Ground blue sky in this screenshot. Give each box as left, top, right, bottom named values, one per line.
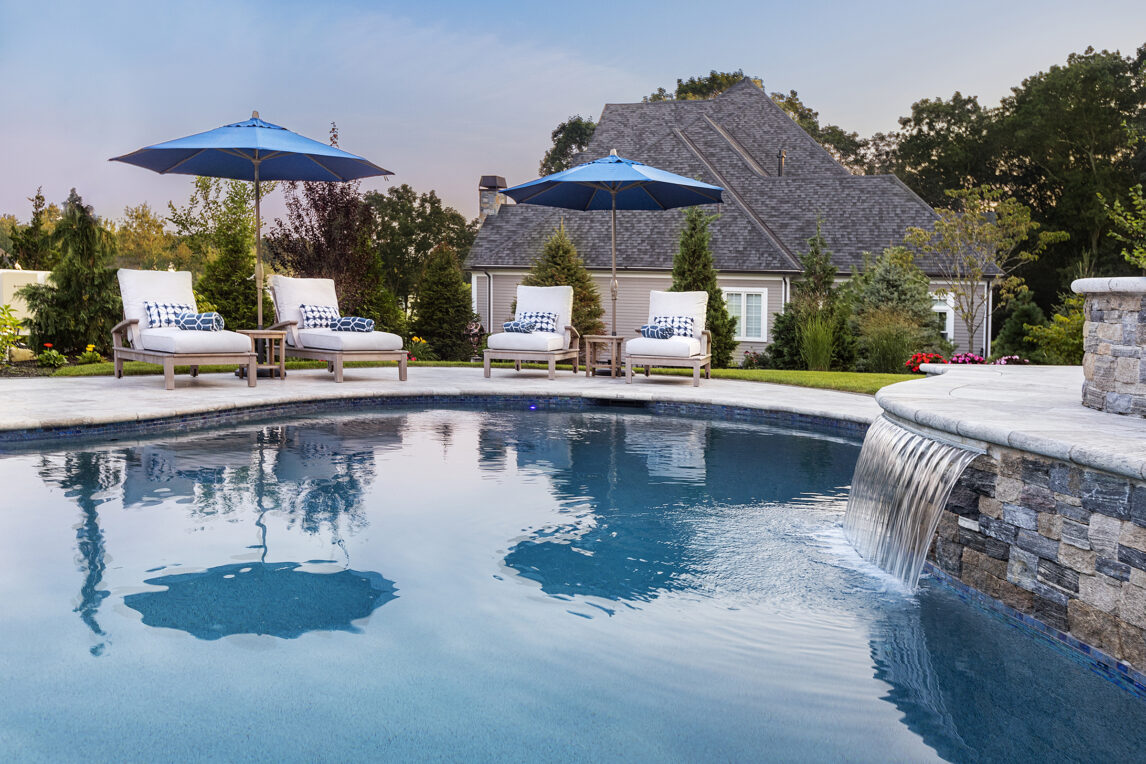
left=1, top=0, right=1144, bottom=224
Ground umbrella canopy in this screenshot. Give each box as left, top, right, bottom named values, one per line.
left=111, top=113, right=393, bottom=326
left=123, top=561, right=397, bottom=640
left=501, top=151, right=723, bottom=336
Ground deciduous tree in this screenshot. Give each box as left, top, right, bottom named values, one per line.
left=539, top=116, right=597, bottom=175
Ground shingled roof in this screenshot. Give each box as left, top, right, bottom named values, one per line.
left=469, top=78, right=950, bottom=276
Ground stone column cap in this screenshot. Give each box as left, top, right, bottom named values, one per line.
left=1071, top=277, right=1146, bottom=295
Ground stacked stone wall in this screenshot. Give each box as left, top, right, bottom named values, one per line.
left=931, top=446, right=1146, bottom=669
left=1079, top=290, right=1146, bottom=416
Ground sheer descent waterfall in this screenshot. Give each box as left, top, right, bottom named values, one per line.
left=844, top=416, right=982, bottom=588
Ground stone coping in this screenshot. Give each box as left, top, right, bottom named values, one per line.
left=1072, top=276, right=1146, bottom=295
left=877, top=365, right=1146, bottom=481
left=0, top=366, right=882, bottom=443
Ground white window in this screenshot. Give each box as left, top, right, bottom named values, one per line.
left=725, top=288, right=767, bottom=341
left=931, top=293, right=954, bottom=342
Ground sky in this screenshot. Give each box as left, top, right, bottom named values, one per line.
left=1, top=0, right=1144, bottom=225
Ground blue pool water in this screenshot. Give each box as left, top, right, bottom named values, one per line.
left=1, top=408, right=1144, bottom=762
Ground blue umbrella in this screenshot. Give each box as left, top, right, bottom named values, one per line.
left=501, top=150, right=723, bottom=335
left=111, top=113, right=393, bottom=326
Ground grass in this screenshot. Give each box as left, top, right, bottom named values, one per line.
left=52, top=359, right=920, bottom=394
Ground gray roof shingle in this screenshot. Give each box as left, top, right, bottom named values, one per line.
left=469, top=79, right=963, bottom=277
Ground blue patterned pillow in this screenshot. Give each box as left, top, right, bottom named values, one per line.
left=515, top=310, right=559, bottom=334
left=175, top=311, right=225, bottom=331
left=299, top=304, right=340, bottom=329
left=652, top=315, right=696, bottom=339
left=144, top=301, right=195, bottom=329
left=331, top=316, right=375, bottom=332
left=502, top=320, right=536, bottom=333
left=640, top=324, right=675, bottom=339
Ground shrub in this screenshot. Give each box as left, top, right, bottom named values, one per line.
left=521, top=223, right=604, bottom=341
left=670, top=207, right=737, bottom=368
left=405, top=336, right=437, bottom=362
left=950, top=352, right=986, bottom=364
left=993, top=289, right=1045, bottom=360
left=411, top=244, right=478, bottom=361
left=741, top=349, right=769, bottom=369
left=856, top=308, right=917, bottom=373
left=992, top=355, right=1029, bottom=365
left=1024, top=293, right=1084, bottom=365
left=0, top=304, right=21, bottom=365
left=798, top=313, right=834, bottom=371
left=906, top=352, right=947, bottom=373
left=36, top=344, right=67, bottom=368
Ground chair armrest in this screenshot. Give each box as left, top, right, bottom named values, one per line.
left=112, top=318, right=138, bottom=349
left=564, top=325, right=580, bottom=350
left=565, top=325, right=580, bottom=339
left=269, top=319, right=300, bottom=347
left=633, top=328, right=642, bottom=335
left=268, top=320, right=296, bottom=330
left=702, top=329, right=712, bottom=355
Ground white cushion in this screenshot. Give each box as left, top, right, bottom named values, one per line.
left=138, top=328, right=252, bottom=354
left=516, top=286, right=572, bottom=335
left=119, top=269, right=197, bottom=346
left=296, top=328, right=402, bottom=351
left=270, top=275, right=340, bottom=329
left=486, top=331, right=566, bottom=351
left=648, top=291, right=708, bottom=337
left=625, top=335, right=702, bottom=358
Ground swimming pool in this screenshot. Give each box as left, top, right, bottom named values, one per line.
left=1, top=408, right=1143, bottom=761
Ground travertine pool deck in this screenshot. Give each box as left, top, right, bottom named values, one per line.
left=0, top=366, right=882, bottom=442
left=879, top=365, right=1146, bottom=480
left=2, top=366, right=1142, bottom=479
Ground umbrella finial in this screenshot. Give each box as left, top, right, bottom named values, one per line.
left=252, top=110, right=260, bottom=119
left=610, top=148, right=618, bottom=156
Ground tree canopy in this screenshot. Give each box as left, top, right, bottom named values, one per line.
left=539, top=116, right=597, bottom=175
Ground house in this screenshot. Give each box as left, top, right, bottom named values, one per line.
left=467, top=79, right=992, bottom=356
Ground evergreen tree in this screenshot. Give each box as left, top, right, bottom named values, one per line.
left=993, top=288, right=1047, bottom=359
left=521, top=223, right=604, bottom=339
left=669, top=206, right=737, bottom=367
left=18, top=189, right=120, bottom=354
left=169, top=178, right=259, bottom=329
left=10, top=187, right=58, bottom=270
left=411, top=244, right=477, bottom=361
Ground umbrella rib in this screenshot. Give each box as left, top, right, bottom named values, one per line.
left=301, top=154, right=350, bottom=182
left=161, top=149, right=209, bottom=174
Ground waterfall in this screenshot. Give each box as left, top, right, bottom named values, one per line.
left=844, top=415, right=982, bottom=588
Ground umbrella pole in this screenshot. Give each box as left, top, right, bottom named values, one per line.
left=254, top=162, right=263, bottom=329
left=610, top=193, right=618, bottom=337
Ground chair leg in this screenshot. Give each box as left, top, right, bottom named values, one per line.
left=483, top=353, right=492, bottom=378
left=515, top=360, right=521, bottom=372
left=114, top=353, right=123, bottom=379
left=626, top=361, right=633, bottom=384
left=548, top=357, right=556, bottom=380
left=705, top=362, right=711, bottom=380
left=333, top=357, right=344, bottom=383
left=328, top=361, right=335, bottom=373
left=399, top=355, right=408, bottom=381
left=163, top=357, right=175, bottom=390
left=247, top=356, right=257, bottom=387
left=571, top=354, right=578, bottom=375
left=190, top=365, right=199, bottom=378
left=644, top=365, right=650, bottom=377
left=693, top=364, right=701, bottom=387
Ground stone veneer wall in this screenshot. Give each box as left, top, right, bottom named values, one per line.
left=930, top=446, right=1146, bottom=669
left=1074, top=278, right=1146, bottom=417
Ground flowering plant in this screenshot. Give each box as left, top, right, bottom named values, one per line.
left=949, top=352, right=987, bottom=365
left=992, top=355, right=1029, bottom=365
left=905, top=352, right=946, bottom=373
left=404, top=336, right=437, bottom=362
left=36, top=343, right=67, bottom=368
left=77, top=344, right=103, bottom=364
left=741, top=349, right=768, bottom=369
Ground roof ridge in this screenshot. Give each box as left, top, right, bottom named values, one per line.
left=672, top=126, right=802, bottom=271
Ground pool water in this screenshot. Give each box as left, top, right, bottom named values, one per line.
left=1, top=409, right=1144, bottom=762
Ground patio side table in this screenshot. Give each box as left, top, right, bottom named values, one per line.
left=238, top=329, right=287, bottom=379
left=583, top=335, right=623, bottom=377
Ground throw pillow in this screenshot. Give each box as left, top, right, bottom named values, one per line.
left=515, top=310, right=559, bottom=334
left=144, top=301, right=195, bottom=329
left=299, top=304, right=341, bottom=329
left=331, top=316, right=375, bottom=333
left=652, top=315, right=696, bottom=339
left=174, top=311, right=225, bottom=331
left=640, top=324, right=675, bottom=339
left=502, top=320, right=536, bottom=334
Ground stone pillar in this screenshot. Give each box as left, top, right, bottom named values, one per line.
left=1071, top=277, right=1146, bottom=417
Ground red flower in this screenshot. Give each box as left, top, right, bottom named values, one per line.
left=43, top=343, right=53, bottom=349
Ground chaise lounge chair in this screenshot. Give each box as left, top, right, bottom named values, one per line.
left=483, top=285, right=579, bottom=380
left=112, top=269, right=257, bottom=390
left=268, top=275, right=407, bottom=383
left=623, top=290, right=711, bottom=387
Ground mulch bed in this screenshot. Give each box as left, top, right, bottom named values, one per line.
left=0, top=361, right=75, bottom=378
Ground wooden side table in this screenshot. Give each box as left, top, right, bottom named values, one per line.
left=583, top=335, right=623, bottom=377
left=238, top=329, right=287, bottom=379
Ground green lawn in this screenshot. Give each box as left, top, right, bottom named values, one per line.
left=52, top=359, right=920, bottom=394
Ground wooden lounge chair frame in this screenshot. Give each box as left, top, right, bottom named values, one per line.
left=268, top=283, right=408, bottom=383
left=483, top=326, right=581, bottom=380
left=624, top=329, right=712, bottom=387
left=112, top=318, right=256, bottom=390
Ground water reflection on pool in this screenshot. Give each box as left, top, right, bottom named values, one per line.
left=1, top=408, right=1143, bottom=762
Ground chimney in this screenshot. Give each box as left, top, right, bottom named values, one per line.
left=478, top=175, right=507, bottom=223
left=777, top=149, right=786, bottom=177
